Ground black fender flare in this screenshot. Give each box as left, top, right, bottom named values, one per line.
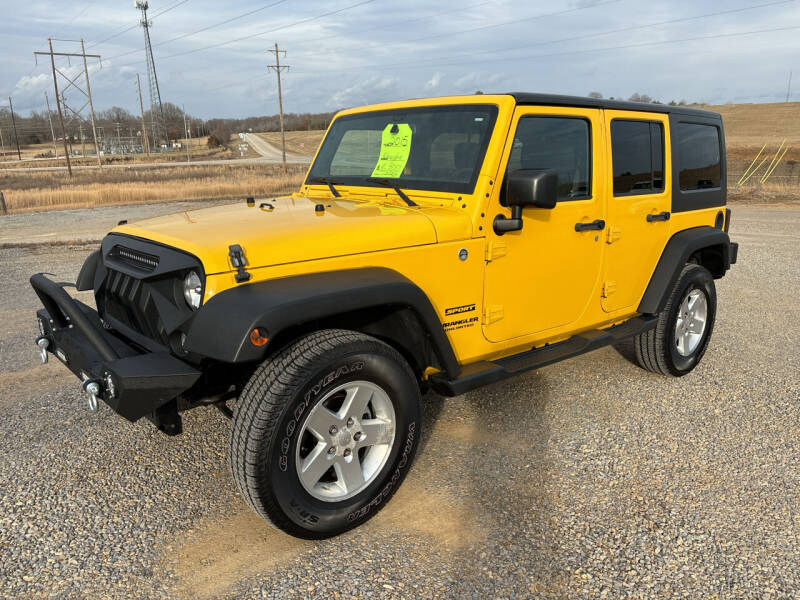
left=76, top=249, right=101, bottom=291
left=638, top=226, right=731, bottom=315
left=183, top=267, right=461, bottom=378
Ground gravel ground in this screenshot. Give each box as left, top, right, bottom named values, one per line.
left=0, top=204, right=798, bottom=599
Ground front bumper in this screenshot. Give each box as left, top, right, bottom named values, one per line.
left=31, top=273, right=200, bottom=431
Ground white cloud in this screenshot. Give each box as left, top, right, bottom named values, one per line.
left=329, top=75, right=399, bottom=108
left=13, top=73, right=49, bottom=92
left=425, top=71, right=444, bottom=89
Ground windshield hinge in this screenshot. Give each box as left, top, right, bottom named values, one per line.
left=228, top=244, right=251, bottom=283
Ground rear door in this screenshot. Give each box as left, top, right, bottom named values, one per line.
left=601, top=111, right=671, bottom=313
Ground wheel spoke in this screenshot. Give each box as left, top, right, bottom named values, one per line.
left=688, top=317, right=705, bottom=335
left=339, top=384, right=374, bottom=420
left=298, top=442, right=332, bottom=489
left=334, top=455, right=365, bottom=493
left=304, top=404, right=340, bottom=440
left=682, top=330, right=693, bottom=353
left=358, top=419, right=395, bottom=447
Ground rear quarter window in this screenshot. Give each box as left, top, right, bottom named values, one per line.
left=676, top=123, right=721, bottom=190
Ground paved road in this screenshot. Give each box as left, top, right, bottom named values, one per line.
left=243, top=133, right=310, bottom=164
left=0, top=204, right=798, bottom=598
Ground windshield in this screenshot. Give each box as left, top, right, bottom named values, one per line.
left=306, top=104, right=499, bottom=195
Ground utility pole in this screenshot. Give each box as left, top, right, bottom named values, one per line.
left=44, top=91, right=58, bottom=157
left=267, top=43, right=289, bottom=172
left=136, top=73, right=150, bottom=155
left=8, top=97, right=22, bottom=161
left=79, top=122, right=86, bottom=156
left=182, top=104, right=191, bottom=163
left=787, top=71, right=793, bottom=103
left=80, top=39, right=102, bottom=167
left=0, top=126, right=5, bottom=157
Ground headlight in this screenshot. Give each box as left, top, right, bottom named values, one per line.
left=183, top=271, right=203, bottom=310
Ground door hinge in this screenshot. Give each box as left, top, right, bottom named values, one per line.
left=485, top=240, right=507, bottom=261
left=602, top=280, right=617, bottom=297
left=483, top=305, right=504, bottom=324
left=606, top=226, right=622, bottom=244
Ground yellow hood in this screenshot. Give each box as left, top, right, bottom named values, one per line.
left=112, top=196, right=472, bottom=274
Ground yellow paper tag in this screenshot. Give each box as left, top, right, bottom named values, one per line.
left=370, top=123, right=412, bottom=178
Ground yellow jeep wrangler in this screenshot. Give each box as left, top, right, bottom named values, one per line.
left=31, top=93, right=738, bottom=538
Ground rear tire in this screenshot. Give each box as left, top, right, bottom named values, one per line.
left=633, top=263, right=717, bottom=376
left=229, top=329, right=421, bottom=539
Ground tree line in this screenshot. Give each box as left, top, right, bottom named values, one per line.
left=0, top=102, right=334, bottom=150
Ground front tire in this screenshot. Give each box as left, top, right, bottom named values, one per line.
left=229, top=329, right=421, bottom=539
left=633, top=263, right=717, bottom=376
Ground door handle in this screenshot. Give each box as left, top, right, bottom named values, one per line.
left=646, top=211, right=671, bottom=222
left=574, top=219, right=605, bottom=232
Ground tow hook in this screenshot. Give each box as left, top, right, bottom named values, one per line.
left=35, top=336, right=50, bottom=364
left=82, top=379, right=102, bottom=413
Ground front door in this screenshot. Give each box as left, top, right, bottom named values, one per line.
left=601, top=110, right=671, bottom=313
left=483, top=106, right=605, bottom=343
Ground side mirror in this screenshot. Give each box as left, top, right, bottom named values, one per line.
left=494, top=169, right=558, bottom=235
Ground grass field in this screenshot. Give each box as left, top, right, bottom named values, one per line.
left=705, top=102, right=799, bottom=192
left=0, top=164, right=306, bottom=214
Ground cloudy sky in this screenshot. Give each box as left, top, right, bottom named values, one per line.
left=2, top=0, right=799, bottom=119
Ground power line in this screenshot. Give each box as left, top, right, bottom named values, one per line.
left=290, top=0, right=493, bottom=52
left=180, top=1, right=798, bottom=94
left=87, top=0, right=189, bottom=48
left=288, top=22, right=800, bottom=76
left=294, top=0, right=793, bottom=62
left=109, top=0, right=377, bottom=67
left=105, top=0, right=289, bottom=61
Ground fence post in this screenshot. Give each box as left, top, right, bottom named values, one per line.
left=0, top=191, right=7, bottom=215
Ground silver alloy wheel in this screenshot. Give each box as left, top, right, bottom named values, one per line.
left=674, top=288, right=708, bottom=356
left=295, top=380, right=396, bottom=502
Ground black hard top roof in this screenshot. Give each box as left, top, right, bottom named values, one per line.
left=509, top=92, right=720, bottom=119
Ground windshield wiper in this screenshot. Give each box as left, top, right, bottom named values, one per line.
left=365, top=178, right=418, bottom=207
left=307, top=176, right=341, bottom=198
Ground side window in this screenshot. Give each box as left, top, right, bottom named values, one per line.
left=506, top=116, right=591, bottom=201
left=676, top=123, right=721, bottom=190
left=610, top=119, right=665, bottom=195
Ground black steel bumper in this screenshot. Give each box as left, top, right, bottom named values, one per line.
left=30, top=273, right=200, bottom=429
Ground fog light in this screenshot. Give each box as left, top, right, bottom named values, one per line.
left=249, top=328, right=269, bottom=347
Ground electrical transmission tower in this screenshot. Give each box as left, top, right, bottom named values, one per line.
left=34, top=38, right=102, bottom=174
left=136, top=1, right=168, bottom=149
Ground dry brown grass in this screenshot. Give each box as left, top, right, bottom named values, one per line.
left=1, top=163, right=306, bottom=214
left=254, top=130, right=325, bottom=156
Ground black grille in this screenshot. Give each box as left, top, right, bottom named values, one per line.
left=102, top=268, right=169, bottom=345
left=111, top=245, right=159, bottom=272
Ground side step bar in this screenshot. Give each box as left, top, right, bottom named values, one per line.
left=429, top=315, right=658, bottom=397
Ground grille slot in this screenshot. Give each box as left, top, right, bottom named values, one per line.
left=102, top=268, right=168, bottom=345
left=112, top=245, right=159, bottom=272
